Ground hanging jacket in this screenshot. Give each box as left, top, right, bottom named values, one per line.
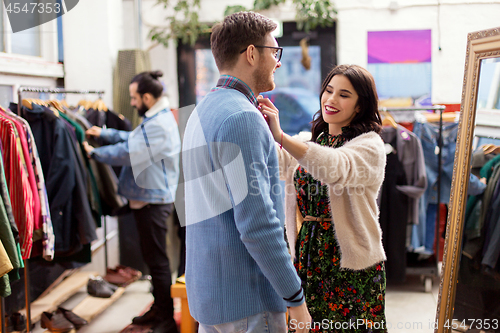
left=86, top=108, right=133, bottom=177
left=380, top=125, right=427, bottom=225
left=68, top=112, right=126, bottom=215
left=0, top=142, right=23, bottom=279
left=22, top=104, right=96, bottom=257
left=0, top=114, right=34, bottom=259
left=379, top=132, right=409, bottom=282
left=7, top=104, right=54, bottom=260
left=0, top=110, right=42, bottom=253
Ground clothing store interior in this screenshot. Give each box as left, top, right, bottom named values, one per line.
left=0, top=1, right=500, bottom=333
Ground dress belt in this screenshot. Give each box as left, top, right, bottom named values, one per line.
left=303, top=215, right=332, bottom=222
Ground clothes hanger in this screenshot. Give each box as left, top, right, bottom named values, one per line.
left=49, top=100, right=65, bottom=113
left=101, top=100, right=108, bottom=112
left=380, top=110, right=398, bottom=128
left=93, top=99, right=108, bottom=112
left=21, top=99, right=33, bottom=110
left=423, top=111, right=459, bottom=123
left=78, top=99, right=90, bottom=109
left=483, top=144, right=500, bottom=155
left=482, top=143, right=494, bottom=152
left=35, top=99, right=48, bottom=107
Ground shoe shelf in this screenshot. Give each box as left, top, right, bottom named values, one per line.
left=18, top=271, right=98, bottom=323
left=17, top=269, right=127, bottom=332
left=71, top=286, right=125, bottom=323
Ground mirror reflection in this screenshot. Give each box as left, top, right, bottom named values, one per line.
left=452, top=57, right=500, bottom=330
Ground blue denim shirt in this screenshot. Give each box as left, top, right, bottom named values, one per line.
left=413, top=121, right=459, bottom=204
left=91, top=105, right=180, bottom=204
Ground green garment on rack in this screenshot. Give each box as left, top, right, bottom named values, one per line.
left=0, top=152, right=23, bottom=297
left=0, top=274, right=11, bottom=297
left=0, top=193, right=20, bottom=271
left=479, top=153, right=500, bottom=179
left=58, top=111, right=102, bottom=227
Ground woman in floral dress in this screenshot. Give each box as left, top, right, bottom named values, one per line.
left=258, top=64, right=387, bottom=332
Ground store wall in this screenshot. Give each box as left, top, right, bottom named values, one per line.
left=335, top=0, right=500, bottom=104
left=136, top=0, right=298, bottom=109
left=133, top=0, right=500, bottom=107
left=62, top=0, right=124, bottom=108
left=0, top=16, right=61, bottom=105
left=116, top=0, right=176, bottom=108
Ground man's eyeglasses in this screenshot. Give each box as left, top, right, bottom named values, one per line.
left=239, top=45, right=283, bottom=62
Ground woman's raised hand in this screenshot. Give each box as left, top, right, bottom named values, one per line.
left=257, top=96, right=282, bottom=143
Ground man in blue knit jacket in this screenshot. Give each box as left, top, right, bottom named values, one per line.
left=182, top=11, right=310, bottom=333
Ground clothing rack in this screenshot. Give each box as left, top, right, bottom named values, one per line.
left=379, top=105, right=447, bottom=291
left=0, top=87, right=106, bottom=333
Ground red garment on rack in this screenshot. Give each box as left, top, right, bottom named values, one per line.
left=1, top=109, right=42, bottom=238
left=0, top=112, right=34, bottom=259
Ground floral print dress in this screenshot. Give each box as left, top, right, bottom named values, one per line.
left=291, top=131, right=387, bottom=333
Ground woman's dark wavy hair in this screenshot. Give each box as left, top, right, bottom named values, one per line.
left=311, top=64, right=382, bottom=142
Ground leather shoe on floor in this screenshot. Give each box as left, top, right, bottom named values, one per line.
left=132, top=305, right=162, bottom=326
left=11, top=312, right=27, bottom=332
left=87, top=275, right=117, bottom=298
left=152, top=319, right=179, bottom=333
left=41, top=311, right=74, bottom=333
left=116, top=265, right=142, bottom=281
left=57, top=307, right=88, bottom=329
left=4, top=314, right=14, bottom=332
left=116, top=265, right=141, bottom=277
left=104, top=268, right=133, bottom=287
left=104, top=265, right=142, bottom=287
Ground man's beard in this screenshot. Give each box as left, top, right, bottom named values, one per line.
left=253, top=66, right=275, bottom=94
left=137, top=103, right=149, bottom=117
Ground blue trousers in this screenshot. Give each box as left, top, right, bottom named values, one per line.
left=198, top=312, right=286, bottom=333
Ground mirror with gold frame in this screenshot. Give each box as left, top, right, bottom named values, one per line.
left=436, top=27, right=500, bottom=333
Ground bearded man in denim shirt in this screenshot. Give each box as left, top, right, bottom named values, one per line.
left=84, top=71, right=180, bottom=333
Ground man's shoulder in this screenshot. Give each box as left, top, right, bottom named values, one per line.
left=198, top=91, right=259, bottom=123
left=202, top=88, right=252, bottom=106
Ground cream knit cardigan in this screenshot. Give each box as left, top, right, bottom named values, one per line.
left=278, top=131, right=387, bottom=270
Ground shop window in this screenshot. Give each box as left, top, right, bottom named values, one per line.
left=194, top=45, right=322, bottom=103
left=57, top=0, right=63, bottom=63
left=477, top=58, right=500, bottom=110
left=195, top=49, right=218, bottom=104
left=0, top=2, right=41, bottom=57
left=367, top=30, right=432, bottom=106
left=274, top=45, right=321, bottom=95
left=11, top=25, right=41, bottom=57
left=0, top=85, right=13, bottom=109
left=0, top=3, right=4, bottom=52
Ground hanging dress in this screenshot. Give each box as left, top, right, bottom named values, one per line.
left=291, top=130, right=387, bottom=333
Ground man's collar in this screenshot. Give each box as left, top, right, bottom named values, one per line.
left=144, top=96, right=170, bottom=118
left=214, top=75, right=258, bottom=107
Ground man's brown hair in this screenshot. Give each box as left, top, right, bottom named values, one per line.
left=211, top=11, right=277, bottom=71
